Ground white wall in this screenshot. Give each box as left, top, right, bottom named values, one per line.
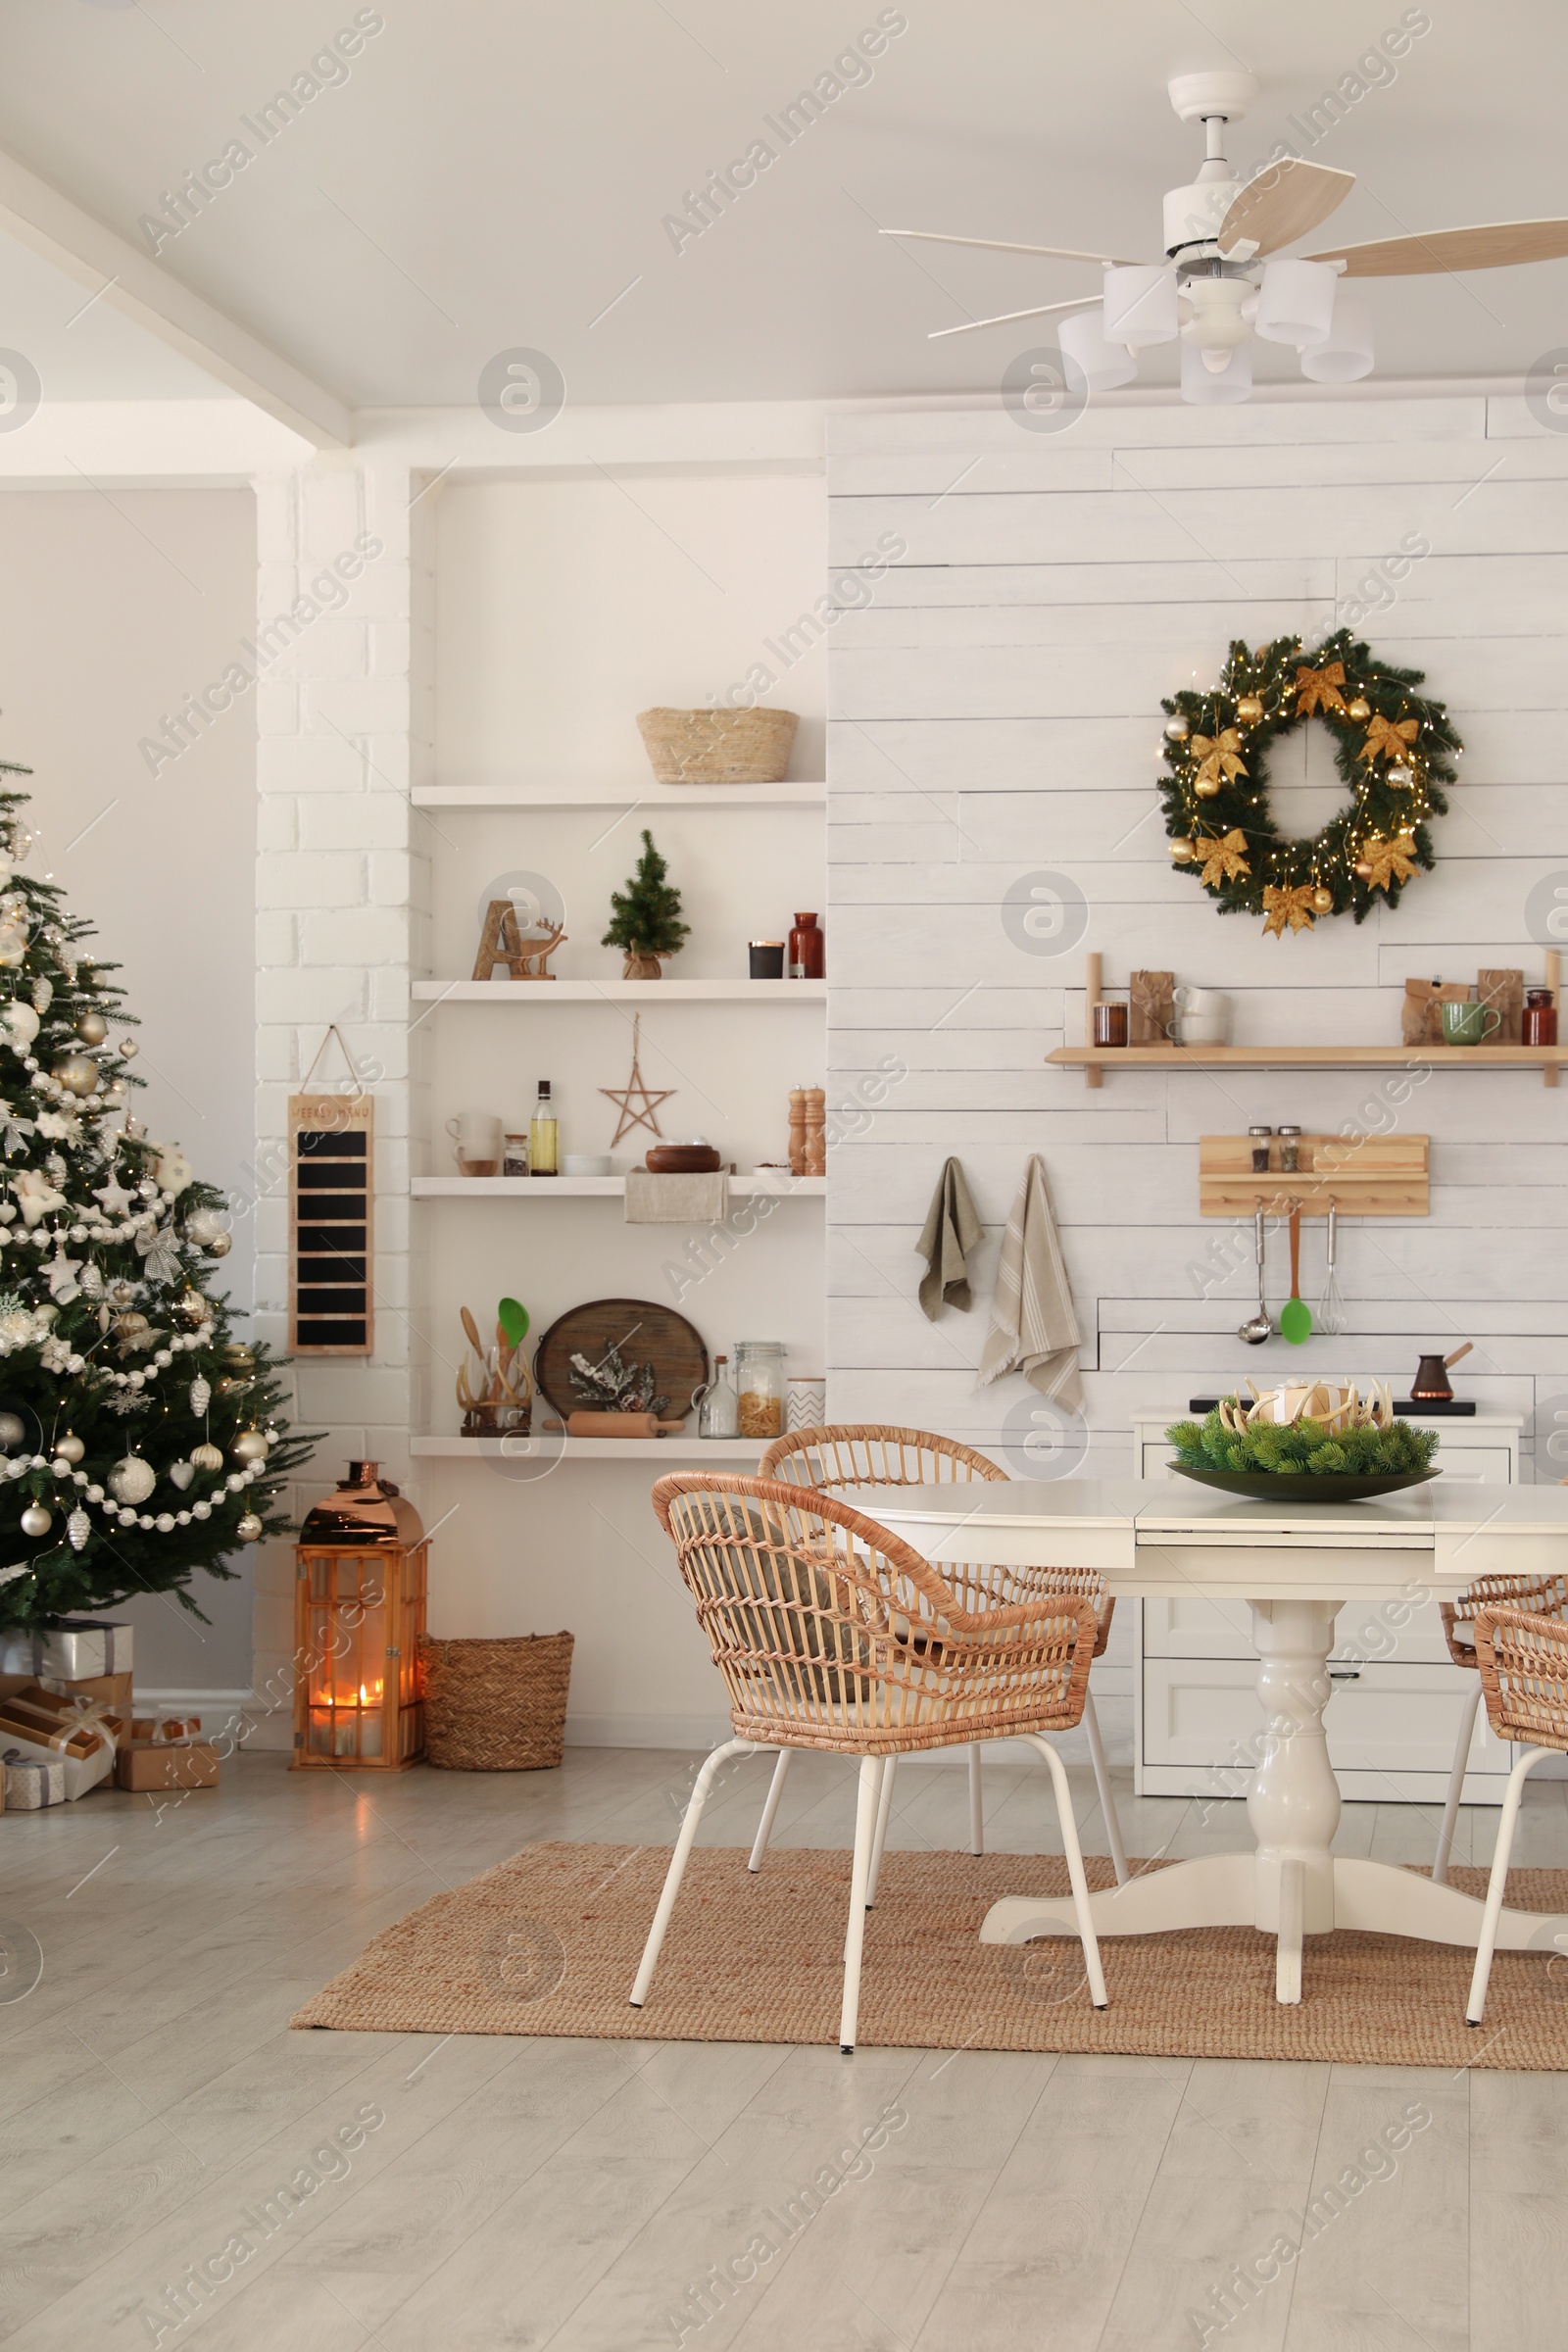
left=0, top=486, right=258, bottom=1689
left=825, top=398, right=1568, bottom=1490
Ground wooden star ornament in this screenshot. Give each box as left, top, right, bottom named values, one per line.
left=1261, top=884, right=1319, bottom=939
left=599, top=1014, right=675, bottom=1145
left=1197, top=829, right=1250, bottom=889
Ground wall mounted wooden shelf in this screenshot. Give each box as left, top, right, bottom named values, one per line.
left=411, top=1435, right=765, bottom=1462
left=1199, top=1134, right=1428, bottom=1218
left=413, top=979, right=826, bottom=1003
left=412, top=784, right=826, bottom=809
left=411, top=1176, right=825, bottom=1199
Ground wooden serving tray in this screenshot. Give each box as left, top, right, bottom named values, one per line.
left=1199, top=1133, right=1428, bottom=1218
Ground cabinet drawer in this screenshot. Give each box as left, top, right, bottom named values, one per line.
left=1144, top=1593, right=1456, bottom=1668
left=1430, top=1446, right=1513, bottom=1483
left=1142, top=1657, right=1512, bottom=1780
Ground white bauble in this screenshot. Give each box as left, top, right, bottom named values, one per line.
left=3, top=1001, right=38, bottom=1048
left=152, top=1142, right=193, bottom=1194
left=19, top=1502, right=51, bottom=1536
left=54, top=1432, right=84, bottom=1464
left=108, top=1453, right=157, bottom=1506
left=235, top=1512, right=264, bottom=1542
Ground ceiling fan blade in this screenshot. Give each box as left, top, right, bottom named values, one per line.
left=928, top=297, right=1104, bottom=341
left=1305, top=219, right=1568, bottom=275
left=1217, top=158, right=1355, bottom=260
left=881, top=228, right=1140, bottom=267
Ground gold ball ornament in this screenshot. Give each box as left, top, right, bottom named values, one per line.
left=1348, top=697, right=1371, bottom=721
left=231, top=1428, right=269, bottom=1465
left=1236, top=694, right=1264, bottom=725
left=1164, top=715, right=1190, bottom=741
left=53, top=1431, right=84, bottom=1464
left=1169, top=839, right=1197, bottom=862
left=1194, top=775, right=1222, bottom=798
left=1312, top=886, right=1334, bottom=913
left=109, top=1454, right=157, bottom=1506
left=52, top=1053, right=99, bottom=1097
left=189, top=1442, right=224, bottom=1472
left=74, top=1007, right=107, bottom=1046
left=220, top=1344, right=256, bottom=1374
left=20, top=1502, right=51, bottom=1537
left=1355, top=858, right=1374, bottom=882
left=235, top=1512, right=264, bottom=1543
left=205, top=1230, right=232, bottom=1257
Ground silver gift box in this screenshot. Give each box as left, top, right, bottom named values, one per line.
left=0, top=1619, right=133, bottom=1681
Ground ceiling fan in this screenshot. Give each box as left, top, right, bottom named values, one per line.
left=883, top=70, right=1568, bottom=403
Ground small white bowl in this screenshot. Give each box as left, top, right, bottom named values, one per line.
left=564, top=1153, right=612, bottom=1177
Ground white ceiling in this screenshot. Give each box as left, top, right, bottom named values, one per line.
left=2, top=0, right=1567, bottom=411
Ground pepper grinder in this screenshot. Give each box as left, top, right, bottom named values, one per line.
left=789, top=1088, right=808, bottom=1177
left=803, top=1088, right=826, bottom=1176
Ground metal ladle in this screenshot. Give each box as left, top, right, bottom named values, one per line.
left=1238, top=1200, right=1271, bottom=1345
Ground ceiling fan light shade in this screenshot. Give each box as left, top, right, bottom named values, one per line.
left=1056, top=306, right=1138, bottom=394
left=1254, top=256, right=1340, bottom=348
left=1181, top=334, right=1252, bottom=405
left=1102, top=264, right=1179, bottom=348
left=1298, top=287, right=1375, bottom=382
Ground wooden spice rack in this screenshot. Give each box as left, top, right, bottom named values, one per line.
left=1199, top=1133, right=1429, bottom=1218
left=1059, top=952, right=1564, bottom=1087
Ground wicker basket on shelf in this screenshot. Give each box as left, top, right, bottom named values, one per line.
left=636, top=706, right=798, bottom=785
left=416, top=1632, right=573, bottom=1770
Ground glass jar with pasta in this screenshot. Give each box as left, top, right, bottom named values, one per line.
left=735, top=1342, right=787, bottom=1440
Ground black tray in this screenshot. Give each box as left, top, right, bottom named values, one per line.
left=1186, top=1396, right=1476, bottom=1418
left=1171, top=1465, right=1442, bottom=1503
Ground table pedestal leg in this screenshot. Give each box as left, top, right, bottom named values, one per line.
left=1248, top=1598, right=1340, bottom=2000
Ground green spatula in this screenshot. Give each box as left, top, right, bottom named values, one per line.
left=1280, top=1204, right=1312, bottom=1345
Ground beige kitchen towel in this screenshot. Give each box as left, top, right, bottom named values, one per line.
left=915, top=1157, right=984, bottom=1320
left=623, top=1170, right=728, bottom=1224
left=977, top=1155, right=1084, bottom=1407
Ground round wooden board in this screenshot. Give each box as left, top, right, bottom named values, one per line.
left=532, top=1298, right=709, bottom=1426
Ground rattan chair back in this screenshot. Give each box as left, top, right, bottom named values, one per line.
left=1471, top=1603, right=1568, bottom=1748
left=1440, top=1573, right=1568, bottom=1669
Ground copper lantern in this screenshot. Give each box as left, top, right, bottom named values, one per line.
left=292, top=1461, right=427, bottom=1770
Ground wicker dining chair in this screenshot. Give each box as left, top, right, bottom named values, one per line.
left=758, top=1424, right=1128, bottom=1885
left=1465, top=1603, right=1568, bottom=2024
left=1434, top=1573, right=1568, bottom=1884
left=633, top=1471, right=1108, bottom=2052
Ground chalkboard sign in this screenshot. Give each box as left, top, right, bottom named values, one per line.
left=289, top=1092, right=373, bottom=1356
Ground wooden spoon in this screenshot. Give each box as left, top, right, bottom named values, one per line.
left=1279, top=1204, right=1312, bottom=1345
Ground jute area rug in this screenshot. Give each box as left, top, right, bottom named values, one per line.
left=292, top=1843, right=1568, bottom=2070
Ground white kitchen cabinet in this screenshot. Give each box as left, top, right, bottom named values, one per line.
left=1131, top=1412, right=1523, bottom=1804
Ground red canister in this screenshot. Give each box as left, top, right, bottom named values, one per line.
left=1524, top=987, right=1558, bottom=1047
left=788, top=912, right=824, bottom=980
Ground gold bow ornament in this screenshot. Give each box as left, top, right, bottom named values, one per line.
left=1261, top=883, right=1319, bottom=938
left=1191, top=728, right=1248, bottom=794
left=1356, top=832, right=1419, bottom=893
left=1295, top=661, right=1348, bottom=717
left=1357, top=712, right=1420, bottom=765
left=1197, top=829, right=1250, bottom=888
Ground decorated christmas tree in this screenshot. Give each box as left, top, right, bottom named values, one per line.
left=601, top=829, right=689, bottom=977
left=0, top=777, right=313, bottom=1633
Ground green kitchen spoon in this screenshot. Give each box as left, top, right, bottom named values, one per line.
left=1279, top=1204, right=1312, bottom=1345
left=498, top=1297, right=529, bottom=1348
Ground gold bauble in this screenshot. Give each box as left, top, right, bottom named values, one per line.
left=206, top=1230, right=232, bottom=1257
left=1312, top=886, right=1334, bottom=913
left=1348, top=696, right=1371, bottom=721
left=74, top=1008, right=108, bottom=1047
left=20, top=1502, right=52, bottom=1537
left=54, top=1431, right=84, bottom=1464
left=220, top=1344, right=256, bottom=1372
left=52, top=1053, right=99, bottom=1097
left=1164, top=715, right=1190, bottom=741
left=1169, top=839, right=1197, bottom=863
left=1194, top=776, right=1222, bottom=798
left=235, top=1512, right=264, bottom=1543
left=1354, top=858, right=1374, bottom=881
left=189, top=1442, right=224, bottom=1472
left=231, top=1428, right=269, bottom=1465
left=1236, top=694, right=1264, bottom=725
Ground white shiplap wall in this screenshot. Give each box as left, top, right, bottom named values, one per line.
left=825, top=395, right=1568, bottom=1495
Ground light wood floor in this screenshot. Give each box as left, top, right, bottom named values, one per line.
left=3, top=1744, right=1567, bottom=2350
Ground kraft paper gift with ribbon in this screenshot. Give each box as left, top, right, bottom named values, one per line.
left=977, top=1154, right=1085, bottom=1409
left=915, top=1157, right=983, bottom=1320
left=0, top=1687, right=121, bottom=1799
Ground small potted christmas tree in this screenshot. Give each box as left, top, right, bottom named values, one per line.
left=602, top=830, right=690, bottom=980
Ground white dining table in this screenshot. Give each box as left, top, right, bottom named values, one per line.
left=871, top=1478, right=1568, bottom=2004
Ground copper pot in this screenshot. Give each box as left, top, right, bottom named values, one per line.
left=300, top=1460, right=425, bottom=1546
left=1410, top=1343, right=1471, bottom=1401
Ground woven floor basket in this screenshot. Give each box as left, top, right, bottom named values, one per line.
left=417, top=1632, right=574, bottom=1771
left=636, top=706, right=798, bottom=784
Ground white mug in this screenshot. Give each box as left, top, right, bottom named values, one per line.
left=447, top=1111, right=503, bottom=1175
left=1173, top=986, right=1229, bottom=1017
left=1178, top=1015, right=1231, bottom=1046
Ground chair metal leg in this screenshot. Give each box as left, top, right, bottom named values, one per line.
left=866, top=1754, right=898, bottom=1906
left=1021, top=1732, right=1107, bottom=2009
left=840, top=1756, right=885, bottom=2053
left=1433, top=1679, right=1483, bottom=1887
left=630, top=1738, right=758, bottom=2007
left=749, top=1748, right=793, bottom=1873
left=1467, top=1746, right=1551, bottom=2025
left=1083, top=1693, right=1129, bottom=1887
left=967, top=1744, right=984, bottom=1856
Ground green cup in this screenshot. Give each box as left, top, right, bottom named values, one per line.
left=1441, top=1000, right=1501, bottom=1046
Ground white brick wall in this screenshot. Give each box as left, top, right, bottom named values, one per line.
left=249, top=462, right=433, bottom=1736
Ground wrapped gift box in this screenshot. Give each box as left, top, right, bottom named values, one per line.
left=3, top=1749, right=66, bottom=1808
left=116, top=1740, right=219, bottom=1792
left=36, top=1668, right=134, bottom=1708
left=128, top=1714, right=202, bottom=1743
left=0, top=1621, right=133, bottom=1681
left=0, top=1690, right=119, bottom=1799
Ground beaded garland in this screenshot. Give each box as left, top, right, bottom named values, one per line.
left=1158, top=628, right=1459, bottom=936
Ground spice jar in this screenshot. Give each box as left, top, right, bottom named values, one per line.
left=735, top=1341, right=786, bottom=1439
left=1249, top=1125, right=1272, bottom=1174
left=1524, top=986, right=1559, bottom=1047
left=788, top=913, right=824, bottom=981
left=1277, top=1123, right=1301, bottom=1173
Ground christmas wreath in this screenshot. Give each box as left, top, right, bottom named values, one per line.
left=1157, top=628, right=1459, bottom=936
